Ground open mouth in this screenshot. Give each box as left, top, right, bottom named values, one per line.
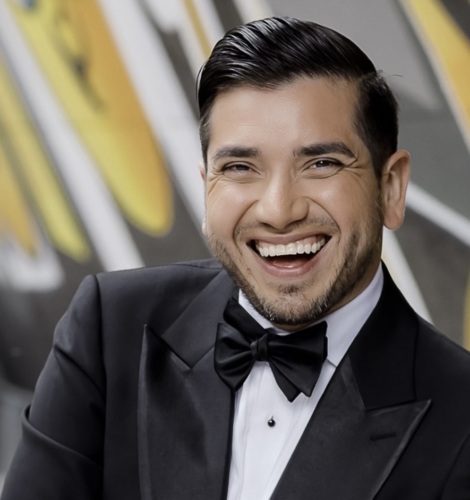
left=250, top=236, right=329, bottom=267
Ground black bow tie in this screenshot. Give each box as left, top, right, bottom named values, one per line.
left=214, top=296, right=328, bottom=402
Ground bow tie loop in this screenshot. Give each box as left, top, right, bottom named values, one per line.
left=214, top=297, right=328, bottom=402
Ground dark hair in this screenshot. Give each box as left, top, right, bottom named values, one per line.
left=197, top=17, right=398, bottom=176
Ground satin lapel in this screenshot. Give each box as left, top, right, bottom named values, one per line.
left=273, top=266, right=432, bottom=500
left=272, top=357, right=430, bottom=500
left=138, top=271, right=234, bottom=500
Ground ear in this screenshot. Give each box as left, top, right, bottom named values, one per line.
left=381, top=150, right=410, bottom=230
left=199, top=161, right=207, bottom=182
left=198, top=162, right=208, bottom=235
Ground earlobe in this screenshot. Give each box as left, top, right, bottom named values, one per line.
left=381, top=150, right=410, bottom=230
left=201, top=215, right=207, bottom=236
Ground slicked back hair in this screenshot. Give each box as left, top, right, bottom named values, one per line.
left=197, top=17, right=398, bottom=177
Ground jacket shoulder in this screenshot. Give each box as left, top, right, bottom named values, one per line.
left=416, top=317, right=470, bottom=400
left=95, top=258, right=224, bottom=299
left=86, top=258, right=227, bottom=337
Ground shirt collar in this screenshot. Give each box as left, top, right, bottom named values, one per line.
left=239, top=265, right=384, bottom=368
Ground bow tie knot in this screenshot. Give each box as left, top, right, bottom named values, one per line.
left=214, top=296, right=328, bottom=402
left=251, top=334, right=270, bottom=361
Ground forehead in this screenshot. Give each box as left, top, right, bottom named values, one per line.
left=207, top=77, right=363, bottom=157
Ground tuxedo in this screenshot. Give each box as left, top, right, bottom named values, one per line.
left=2, top=258, right=470, bottom=499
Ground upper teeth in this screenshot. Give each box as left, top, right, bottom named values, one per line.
left=257, top=238, right=326, bottom=258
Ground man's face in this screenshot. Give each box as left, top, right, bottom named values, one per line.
left=201, top=77, right=408, bottom=330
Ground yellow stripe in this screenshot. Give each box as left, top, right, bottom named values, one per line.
left=405, top=0, right=470, bottom=132
left=8, top=0, right=173, bottom=235
left=183, top=0, right=213, bottom=58
left=0, top=144, right=36, bottom=255
left=0, top=52, right=90, bottom=261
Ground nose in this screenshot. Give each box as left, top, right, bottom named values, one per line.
left=254, top=175, right=309, bottom=230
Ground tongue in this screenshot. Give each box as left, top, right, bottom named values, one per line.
left=269, top=254, right=312, bottom=268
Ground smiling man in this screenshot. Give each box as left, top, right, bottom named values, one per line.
left=2, top=16, right=470, bottom=500
left=202, top=77, right=404, bottom=329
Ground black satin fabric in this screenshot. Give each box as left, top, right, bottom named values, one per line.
left=214, top=297, right=327, bottom=401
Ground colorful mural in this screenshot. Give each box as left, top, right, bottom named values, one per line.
left=0, top=0, right=270, bottom=389
left=399, top=0, right=470, bottom=349
left=1, top=0, right=470, bottom=488
left=0, top=0, right=468, bottom=388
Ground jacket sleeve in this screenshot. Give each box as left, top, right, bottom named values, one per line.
left=1, top=275, right=106, bottom=499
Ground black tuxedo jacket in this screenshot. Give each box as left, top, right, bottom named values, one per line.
left=2, top=259, right=470, bottom=499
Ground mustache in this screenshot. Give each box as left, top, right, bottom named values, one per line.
left=233, top=217, right=338, bottom=238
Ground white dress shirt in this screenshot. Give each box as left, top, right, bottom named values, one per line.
left=226, top=266, right=384, bottom=500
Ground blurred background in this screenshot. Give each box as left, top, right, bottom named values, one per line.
left=0, top=0, right=469, bottom=489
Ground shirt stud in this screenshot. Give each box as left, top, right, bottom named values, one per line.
left=267, top=417, right=276, bottom=427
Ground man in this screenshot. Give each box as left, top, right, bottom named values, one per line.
left=2, top=16, right=470, bottom=500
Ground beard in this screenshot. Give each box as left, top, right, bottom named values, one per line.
left=207, top=199, right=384, bottom=328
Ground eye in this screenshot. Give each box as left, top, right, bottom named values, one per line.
left=311, top=158, right=341, bottom=168
left=307, top=158, right=344, bottom=178
left=223, top=163, right=252, bottom=172
left=219, top=162, right=257, bottom=179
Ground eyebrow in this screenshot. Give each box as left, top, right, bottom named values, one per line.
left=210, top=141, right=356, bottom=164
left=211, top=146, right=260, bottom=163
left=294, top=141, right=356, bottom=159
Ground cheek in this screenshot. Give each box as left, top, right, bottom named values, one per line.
left=314, top=179, right=380, bottom=230
left=205, top=184, right=253, bottom=237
